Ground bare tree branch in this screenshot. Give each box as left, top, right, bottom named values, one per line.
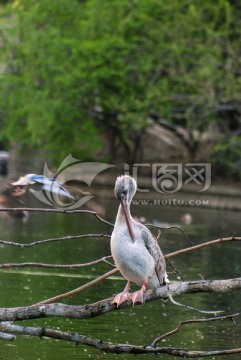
left=33, top=268, right=119, bottom=305
left=0, top=331, right=16, bottom=341
left=0, top=320, right=241, bottom=357
left=0, top=207, right=114, bottom=227
left=0, top=235, right=240, bottom=271
left=166, top=258, right=185, bottom=281
left=151, top=313, right=239, bottom=347
left=0, top=322, right=193, bottom=356
left=2, top=234, right=238, bottom=253
left=0, top=278, right=240, bottom=322
left=0, top=255, right=114, bottom=269
left=166, top=236, right=241, bottom=259
left=147, top=223, right=194, bottom=246
left=164, top=225, right=194, bottom=245
left=0, top=233, right=110, bottom=248
left=167, top=292, right=223, bottom=315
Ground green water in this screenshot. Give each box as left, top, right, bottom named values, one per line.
left=0, top=192, right=241, bottom=360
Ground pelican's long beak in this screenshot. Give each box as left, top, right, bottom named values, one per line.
left=121, top=198, right=135, bottom=242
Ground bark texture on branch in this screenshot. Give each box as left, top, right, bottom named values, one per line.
left=0, top=321, right=240, bottom=357
left=0, top=278, right=240, bottom=322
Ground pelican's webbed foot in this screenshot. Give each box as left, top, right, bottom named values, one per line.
left=129, top=288, right=145, bottom=305
left=112, top=281, right=131, bottom=307
left=129, top=281, right=148, bottom=306
left=112, top=291, right=130, bottom=307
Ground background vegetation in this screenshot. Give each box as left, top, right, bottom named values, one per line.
left=0, top=0, right=240, bottom=178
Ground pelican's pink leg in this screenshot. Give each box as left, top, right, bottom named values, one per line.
left=112, top=281, right=131, bottom=307
left=129, top=281, right=148, bottom=305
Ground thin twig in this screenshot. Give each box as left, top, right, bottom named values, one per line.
left=167, top=292, right=223, bottom=315
left=146, top=223, right=193, bottom=246
left=151, top=313, right=239, bottom=347
left=165, top=226, right=194, bottom=246
left=166, top=236, right=241, bottom=259
left=166, top=259, right=184, bottom=281
left=0, top=207, right=114, bottom=227
left=0, top=256, right=113, bottom=269
left=0, top=233, right=110, bottom=248
left=33, top=268, right=119, bottom=306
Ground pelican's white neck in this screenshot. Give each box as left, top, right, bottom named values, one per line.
left=115, top=203, right=126, bottom=224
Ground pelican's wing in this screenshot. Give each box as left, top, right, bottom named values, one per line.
left=55, top=184, right=75, bottom=201
left=141, top=227, right=166, bottom=285
left=30, top=175, right=52, bottom=185
left=11, top=174, right=46, bottom=186
left=43, top=182, right=75, bottom=201
left=11, top=176, right=34, bottom=186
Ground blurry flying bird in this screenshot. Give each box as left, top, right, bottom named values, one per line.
left=12, top=174, right=75, bottom=201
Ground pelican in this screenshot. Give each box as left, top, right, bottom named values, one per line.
left=11, top=174, right=75, bottom=201
left=111, top=175, right=168, bottom=307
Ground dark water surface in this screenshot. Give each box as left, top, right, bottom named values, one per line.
left=0, top=189, right=241, bottom=360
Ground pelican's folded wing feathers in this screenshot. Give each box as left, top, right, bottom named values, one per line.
left=141, top=227, right=166, bottom=285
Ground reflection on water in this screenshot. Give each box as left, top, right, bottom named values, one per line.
left=0, top=190, right=241, bottom=360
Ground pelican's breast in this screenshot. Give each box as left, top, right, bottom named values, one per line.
left=111, top=223, right=155, bottom=286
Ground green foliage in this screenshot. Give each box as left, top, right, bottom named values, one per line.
left=212, top=135, right=241, bottom=181
left=0, top=0, right=241, bottom=163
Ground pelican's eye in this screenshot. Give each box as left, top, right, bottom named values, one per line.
left=121, top=190, right=127, bottom=201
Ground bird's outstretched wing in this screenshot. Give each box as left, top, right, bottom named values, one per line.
left=43, top=181, right=75, bottom=201
left=11, top=176, right=34, bottom=186
left=12, top=174, right=57, bottom=186
left=12, top=174, right=75, bottom=201
left=141, top=227, right=166, bottom=285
